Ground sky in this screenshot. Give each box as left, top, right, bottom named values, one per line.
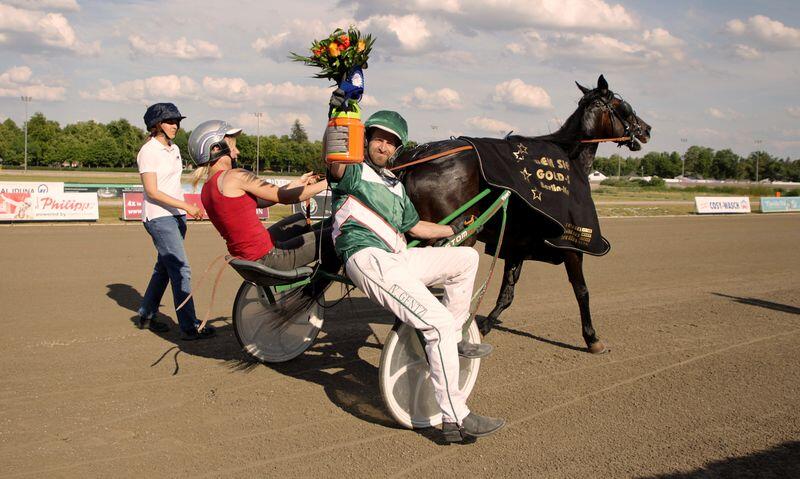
left=0, top=0, right=798, bottom=158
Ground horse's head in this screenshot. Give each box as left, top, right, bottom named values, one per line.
left=576, top=74, right=651, bottom=151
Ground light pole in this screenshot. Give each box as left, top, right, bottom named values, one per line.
left=754, top=139, right=762, bottom=183
left=680, top=138, right=688, bottom=179
left=253, top=112, right=263, bottom=176
left=21, top=96, right=31, bottom=172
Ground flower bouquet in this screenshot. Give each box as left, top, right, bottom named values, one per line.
left=289, top=27, right=374, bottom=82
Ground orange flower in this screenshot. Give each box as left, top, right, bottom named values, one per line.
left=339, top=35, right=350, bottom=48
left=357, top=39, right=366, bottom=52
left=312, top=47, right=323, bottom=57
left=328, top=42, right=340, bottom=57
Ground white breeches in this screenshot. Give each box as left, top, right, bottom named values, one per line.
left=346, top=246, right=480, bottom=423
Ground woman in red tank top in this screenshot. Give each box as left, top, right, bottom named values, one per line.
left=188, top=120, right=339, bottom=273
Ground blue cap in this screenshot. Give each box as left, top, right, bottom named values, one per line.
left=143, top=103, right=186, bottom=129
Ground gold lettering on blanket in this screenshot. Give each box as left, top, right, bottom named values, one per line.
left=560, top=223, right=593, bottom=246
left=532, top=155, right=571, bottom=196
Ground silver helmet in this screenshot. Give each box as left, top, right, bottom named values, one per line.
left=188, top=120, right=242, bottom=166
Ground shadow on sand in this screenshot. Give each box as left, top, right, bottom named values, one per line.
left=712, top=292, right=800, bottom=316
left=642, top=440, right=800, bottom=478
left=107, top=283, right=452, bottom=441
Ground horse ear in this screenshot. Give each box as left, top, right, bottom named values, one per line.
left=597, top=74, right=608, bottom=92
left=576, top=81, right=590, bottom=95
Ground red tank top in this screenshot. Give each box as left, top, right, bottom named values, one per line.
left=201, top=170, right=273, bottom=260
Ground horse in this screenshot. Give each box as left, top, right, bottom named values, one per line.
left=394, top=75, right=651, bottom=354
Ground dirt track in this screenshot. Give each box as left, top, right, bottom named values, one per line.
left=1, top=215, right=799, bottom=478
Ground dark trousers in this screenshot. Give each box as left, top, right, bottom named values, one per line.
left=259, top=213, right=341, bottom=274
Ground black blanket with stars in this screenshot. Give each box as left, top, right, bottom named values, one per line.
left=461, top=136, right=610, bottom=260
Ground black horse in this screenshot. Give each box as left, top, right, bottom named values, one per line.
left=395, top=75, right=651, bottom=354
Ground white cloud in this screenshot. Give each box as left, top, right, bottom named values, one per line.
left=80, top=75, right=200, bottom=104
left=2, top=0, right=79, bottom=11
left=724, top=15, right=800, bottom=49
left=252, top=19, right=346, bottom=61
left=787, top=107, right=800, bottom=119
left=706, top=107, right=742, bottom=120
left=402, top=87, right=462, bottom=110
left=506, top=28, right=686, bottom=66
left=80, top=75, right=329, bottom=107
left=0, top=3, right=99, bottom=55
left=352, top=0, right=636, bottom=31
left=232, top=111, right=315, bottom=135
left=360, top=94, right=380, bottom=107
left=361, top=14, right=432, bottom=53
left=733, top=44, right=761, bottom=60
left=129, top=35, right=221, bottom=60
left=0, top=66, right=65, bottom=101
left=253, top=14, right=433, bottom=59
left=465, top=116, right=515, bottom=134
left=492, top=79, right=552, bottom=110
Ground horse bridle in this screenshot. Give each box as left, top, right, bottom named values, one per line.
left=579, top=92, right=643, bottom=147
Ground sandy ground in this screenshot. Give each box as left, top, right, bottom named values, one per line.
left=1, top=214, right=799, bottom=478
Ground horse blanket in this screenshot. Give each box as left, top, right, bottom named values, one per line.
left=460, top=136, right=610, bottom=262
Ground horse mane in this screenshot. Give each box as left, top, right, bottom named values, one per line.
left=533, top=108, right=584, bottom=147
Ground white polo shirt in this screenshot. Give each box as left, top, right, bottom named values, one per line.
left=136, top=137, right=185, bottom=221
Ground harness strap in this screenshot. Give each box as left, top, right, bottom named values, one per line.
left=467, top=198, right=509, bottom=325
left=389, top=145, right=474, bottom=172
left=175, top=253, right=234, bottom=332
left=579, top=136, right=631, bottom=144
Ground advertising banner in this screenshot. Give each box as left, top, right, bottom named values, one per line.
left=694, top=196, right=751, bottom=214
left=291, top=190, right=332, bottom=220
left=0, top=181, right=64, bottom=195
left=123, top=192, right=269, bottom=221
left=760, top=197, right=800, bottom=213
left=0, top=191, right=97, bottom=221
left=34, top=193, right=99, bottom=221
left=0, top=192, right=35, bottom=220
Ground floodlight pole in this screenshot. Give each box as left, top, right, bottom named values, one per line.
left=253, top=112, right=263, bottom=177
left=680, top=138, right=687, bottom=179
left=21, top=96, right=32, bottom=172
left=754, top=139, right=762, bottom=183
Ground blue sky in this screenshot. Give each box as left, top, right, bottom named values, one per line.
left=0, top=0, right=798, bottom=158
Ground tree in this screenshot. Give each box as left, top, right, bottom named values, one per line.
left=0, top=119, right=24, bottom=165
left=684, top=145, right=714, bottom=178
left=710, top=149, right=739, bottom=180
left=26, top=112, right=61, bottom=166
left=290, top=119, right=308, bottom=143
left=106, top=119, right=145, bottom=167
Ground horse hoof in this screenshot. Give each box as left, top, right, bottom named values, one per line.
left=476, top=317, right=493, bottom=336
left=587, top=341, right=608, bottom=354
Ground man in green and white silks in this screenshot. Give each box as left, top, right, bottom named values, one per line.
left=327, top=110, right=506, bottom=442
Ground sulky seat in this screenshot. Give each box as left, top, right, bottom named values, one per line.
left=227, top=256, right=314, bottom=287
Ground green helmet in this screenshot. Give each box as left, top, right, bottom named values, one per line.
left=364, top=110, right=408, bottom=147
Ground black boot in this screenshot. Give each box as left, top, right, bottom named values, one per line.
left=441, top=413, right=505, bottom=443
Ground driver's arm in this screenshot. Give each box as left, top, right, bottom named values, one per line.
left=234, top=169, right=327, bottom=205
left=407, top=221, right=454, bottom=239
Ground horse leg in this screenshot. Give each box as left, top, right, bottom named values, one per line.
left=478, top=258, right=524, bottom=336
left=564, top=252, right=607, bottom=354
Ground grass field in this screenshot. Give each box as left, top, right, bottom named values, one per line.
left=3, top=169, right=788, bottom=224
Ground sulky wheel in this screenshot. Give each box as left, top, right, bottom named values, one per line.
left=232, top=281, right=323, bottom=363
left=378, top=319, right=482, bottom=429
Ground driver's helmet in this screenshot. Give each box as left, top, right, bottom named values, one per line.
left=364, top=110, right=408, bottom=147
left=188, top=120, right=242, bottom=166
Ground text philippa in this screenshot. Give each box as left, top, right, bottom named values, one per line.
left=38, top=197, right=92, bottom=211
